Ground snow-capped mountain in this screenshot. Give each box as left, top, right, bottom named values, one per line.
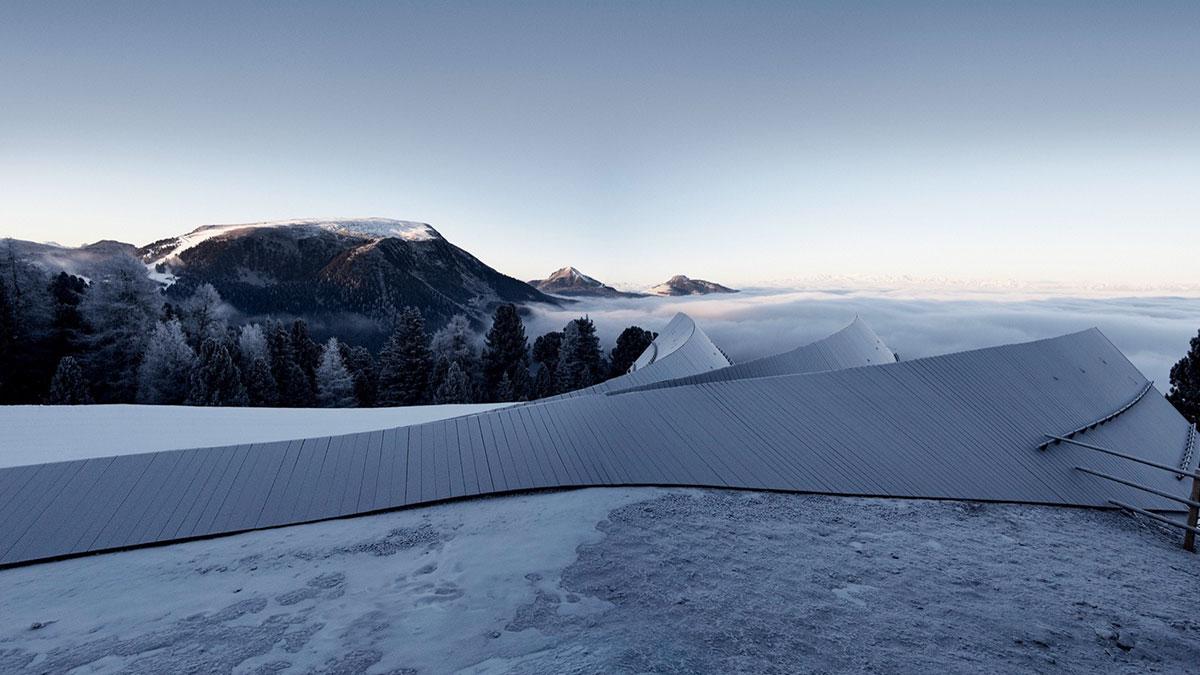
left=649, top=275, right=738, bottom=296
left=5, top=218, right=559, bottom=343
left=527, top=266, right=647, bottom=299
left=136, top=218, right=557, bottom=338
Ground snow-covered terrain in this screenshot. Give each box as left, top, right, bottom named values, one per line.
left=0, top=403, right=509, bottom=468
left=146, top=218, right=439, bottom=268
left=2, top=488, right=1196, bottom=673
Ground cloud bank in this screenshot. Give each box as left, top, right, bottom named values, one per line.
left=527, top=289, right=1200, bottom=388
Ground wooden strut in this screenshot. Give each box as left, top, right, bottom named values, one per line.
left=1185, top=473, right=1200, bottom=553
left=1046, top=434, right=1200, bottom=553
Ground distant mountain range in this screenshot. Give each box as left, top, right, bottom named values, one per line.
left=527, top=267, right=739, bottom=298
left=527, top=267, right=647, bottom=298
left=649, top=275, right=739, bottom=296
left=5, top=219, right=739, bottom=345
left=6, top=218, right=558, bottom=345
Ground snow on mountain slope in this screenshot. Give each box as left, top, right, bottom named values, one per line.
left=143, top=218, right=439, bottom=269
left=0, top=403, right=509, bottom=468
left=528, top=266, right=648, bottom=298
left=650, top=274, right=738, bottom=296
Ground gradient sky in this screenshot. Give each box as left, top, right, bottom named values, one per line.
left=1, top=1, right=1197, bottom=288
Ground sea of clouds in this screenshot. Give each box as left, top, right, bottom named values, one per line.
left=526, top=288, right=1200, bottom=388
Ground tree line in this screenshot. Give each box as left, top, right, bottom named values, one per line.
left=0, top=253, right=657, bottom=407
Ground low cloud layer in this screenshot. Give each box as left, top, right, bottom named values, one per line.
left=527, top=289, right=1200, bottom=388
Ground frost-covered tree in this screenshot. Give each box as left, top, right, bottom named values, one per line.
left=378, top=307, right=432, bottom=406
left=339, top=343, right=378, bottom=407
left=180, top=283, right=227, bottom=347
left=481, top=304, right=530, bottom=401
left=137, top=319, right=196, bottom=404
left=268, top=320, right=313, bottom=406
left=555, top=317, right=604, bottom=393
left=237, top=323, right=269, bottom=363
left=608, top=326, right=656, bottom=378
left=84, top=255, right=159, bottom=403
left=236, top=324, right=277, bottom=406
left=1168, top=329, right=1200, bottom=425
left=316, top=338, right=356, bottom=408
left=47, top=356, right=92, bottom=404
left=430, top=314, right=479, bottom=402
left=434, top=361, right=474, bottom=404
left=189, top=338, right=247, bottom=406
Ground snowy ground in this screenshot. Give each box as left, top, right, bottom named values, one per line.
left=0, top=403, right=509, bottom=468
left=2, top=487, right=1197, bottom=674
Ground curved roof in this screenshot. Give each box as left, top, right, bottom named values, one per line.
left=0, top=329, right=1194, bottom=568
left=610, top=316, right=894, bottom=395
left=543, top=312, right=732, bottom=400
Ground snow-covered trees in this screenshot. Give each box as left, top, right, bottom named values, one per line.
left=482, top=304, right=529, bottom=401
left=180, top=283, right=228, bottom=347
left=434, top=361, right=473, bottom=403
left=83, top=255, right=160, bottom=403
left=237, top=324, right=278, bottom=406
left=1168, top=329, right=1200, bottom=424
left=430, top=313, right=480, bottom=402
left=137, top=319, right=196, bottom=404
left=316, top=338, right=356, bottom=408
left=555, top=317, right=604, bottom=393
left=609, top=326, right=656, bottom=377
left=47, top=356, right=91, bottom=404
left=0, top=250, right=665, bottom=408
left=189, top=338, right=248, bottom=406
left=378, top=307, right=432, bottom=406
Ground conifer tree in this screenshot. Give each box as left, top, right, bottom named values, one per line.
left=268, top=320, right=313, bottom=406
left=481, top=304, right=530, bottom=401
left=237, top=324, right=277, bottom=406
left=531, top=330, right=563, bottom=398
left=555, top=317, right=604, bottom=393
left=47, top=355, right=92, bottom=404
left=494, top=372, right=516, bottom=402
left=290, top=319, right=321, bottom=386
left=180, top=283, right=227, bottom=347
left=339, top=343, right=378, bottom=407
left=0, top=277, right=14, bottom=400
left=83, top=255, right=159, bottom=403
left=137, top=319, right=196, bottom=404
left=1168, top=329, right=1200, bottom=424
left=189, top=337, right=248, bottom=406
left=434, top=361, right=474, bottom=404
left=608, top=326, right=657, bottom=378
left=48, top=272, right=87, bottom=362
left=316, top=338, right=357, bottom=408
left=431, top=313, right=480, bottom=402
left=378, top=306, right=432, bottom=406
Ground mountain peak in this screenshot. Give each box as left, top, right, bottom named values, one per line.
left=650, top=275, right=738, bottom=296
left=139, top=218, right=443, bottom=275
left=547, top=266, right=600, bottom=286
left=529, top=266, right=647, bottom=299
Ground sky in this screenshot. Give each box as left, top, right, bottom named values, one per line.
left=1, top=1, right=1197, bottom=288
